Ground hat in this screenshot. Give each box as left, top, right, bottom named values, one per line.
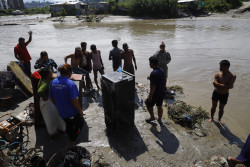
left=75, top=47, right=81, bottom=52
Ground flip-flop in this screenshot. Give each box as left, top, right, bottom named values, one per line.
left=145, top=117, right=155, bottom=123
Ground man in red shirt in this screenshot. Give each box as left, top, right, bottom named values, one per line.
left=14, top=31, right=33, bottom=77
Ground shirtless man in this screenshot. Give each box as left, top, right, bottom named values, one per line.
left=120, top=43, right=137, bottom=75
left=208, top=60, right=236, bottom=126
left=64, top=47, right=90, bottom=90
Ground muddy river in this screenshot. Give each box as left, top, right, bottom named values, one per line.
left=0, top=14, right=249, bottom=140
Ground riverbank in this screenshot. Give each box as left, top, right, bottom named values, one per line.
left=0, top=84, right=246, bottom=166
left=0, top=2, right=250, bottom=26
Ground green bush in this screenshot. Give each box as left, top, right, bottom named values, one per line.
left=108, top=0, right=178, bottom=18
left=228, top=0, right=242, bottom=8
left=129, top=0, right=178, bottom=18
left=204, top=0, right=230, bottom=12
left=22, top=6, right=50, bottom=15
left=204, top=0, right=242, bottom=12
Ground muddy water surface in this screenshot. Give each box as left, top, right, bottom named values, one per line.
left=0, top=15, right=249, bottom=140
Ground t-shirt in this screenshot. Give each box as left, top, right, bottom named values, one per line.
left=150, top=67, right=165, bottom=97
left=109, top=47, right=122, bottom=70
left=37, top=79, right=50, bottom=99
left=49, top=76, right=79, bottom=119
left=34, top=58, right=58, bottom=72
left=14, top=43, right=31, bottom=64
left=153, top=50, right=171, bottom=69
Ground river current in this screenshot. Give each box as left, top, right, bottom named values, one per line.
left=0, top=14, right=249, bottom=140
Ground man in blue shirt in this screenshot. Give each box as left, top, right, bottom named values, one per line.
left=49, top=64, right=83, bottom=146
left=145, top=56, right=165, bottom=124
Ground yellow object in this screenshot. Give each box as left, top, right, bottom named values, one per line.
left=7, top=61, right=33, bottom=95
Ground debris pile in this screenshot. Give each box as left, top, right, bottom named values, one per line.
left=168, top=100, right=209, bottom=129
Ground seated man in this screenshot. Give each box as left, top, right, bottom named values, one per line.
left=34, top=51, right=58, bottom=72
left=64, top=47, right=91, bottom=91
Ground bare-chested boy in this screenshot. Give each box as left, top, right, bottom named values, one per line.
left=64, top=47, right=91, bottom=90
left=208, top=60, right=236, bottom=126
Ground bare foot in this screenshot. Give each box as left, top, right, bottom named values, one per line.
left=217, top=120, right=223, bottom=127
left=208, top=118, right=213, bottom=122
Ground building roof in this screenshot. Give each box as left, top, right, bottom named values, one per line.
left=52, top=0, right=86, bottom=6
left=178, top=0, right=197, bottom=3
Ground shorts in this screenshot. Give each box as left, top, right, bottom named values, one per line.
left=145, top=95, right=164, bottom=108
left=123, top=65, right=134, bottom=75
left=63, top=114, right=84, bottom=142
left=93, top=67, right=104, bottom=72
left=212, top=90, right=229, bottom=104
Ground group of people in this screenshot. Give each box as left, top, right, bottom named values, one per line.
left=14, top=31, right=249, bottom=166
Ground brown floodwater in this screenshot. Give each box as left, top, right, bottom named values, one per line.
left=0, top=15, right=249, bottom=140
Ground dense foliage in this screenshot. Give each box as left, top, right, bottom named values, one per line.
left=0, top=9, right=15, bottom=16
left=107, top=0, right=178, bottom=18
left=22, top=6, right=50, bottom=14
left=203, top=0, right=242, bottom=12
left=178, top=0, right=242, bottom=13
left=108, top=0, right=243, bottom=17
left=0, top=6, right=50, bottom=16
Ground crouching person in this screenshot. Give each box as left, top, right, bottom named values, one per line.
left=37, top=67, right=66, bottom=136
left=49, top=64, right=84, bottom=146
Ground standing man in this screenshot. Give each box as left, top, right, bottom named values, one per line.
left=120, top=43, right=137, bottom=75
left=14, top=31, right=33, bottom=77
left=49, top=64, right=84, bottom=146
left=145, top=56, right=165, bottom=124
left=208, top=60, right=236, bottom=126
left=153, top=41, right=171, bottom=89
left=109, top=40, right=122, bottom=71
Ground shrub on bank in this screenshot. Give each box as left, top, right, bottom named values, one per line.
left=108, top=0, right=178, bottom=18
left=0, top=9, right=15, bottom=16
left=0, top=7, right=50, bottom=16
left=22, top=6, right=50, bottom=14
left=204, top=0, right=242, bottom=13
